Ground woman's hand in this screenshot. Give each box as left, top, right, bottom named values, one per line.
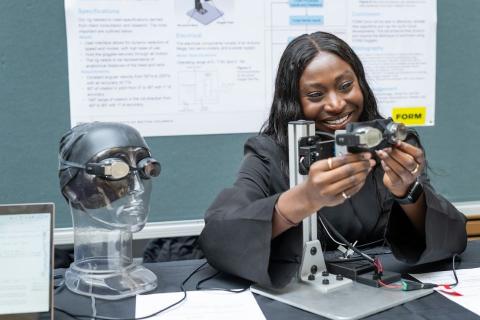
left=376, top=141, right=425, bottom=197
left=273, top=152, right=375, bottom=238
left=303, top=152, right=376, bottom=210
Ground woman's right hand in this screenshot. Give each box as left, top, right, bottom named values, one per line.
left=303, top=152, right=376, bottom=210
left=273, top=152, right=376, bottom=237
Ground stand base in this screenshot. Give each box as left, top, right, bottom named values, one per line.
left=65, top=263, right=157, bottom=300
left=251, top=279, right=433, bottom=320
left=187, top=3, right=223, bottom=25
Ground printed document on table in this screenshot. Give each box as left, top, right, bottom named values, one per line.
left=412, top=267, right=480, bottom=316
left=135, top=290, right=266, bottom=320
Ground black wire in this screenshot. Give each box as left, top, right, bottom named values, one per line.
left=315, top=131, right=335, bottom=139
left=196, top=270, right=221, bottom=289
left=325, top=256, right=369, bottom=264
left=318, top=214, right=375, bottom=263
left=54, top=279, right=66, bottom=295
left=384, top=254, right=460, bottom=291
left=195, top=270, right=249, bottom=293
left=318, top=201, right=460, bottom=291
left=54, top=261, right=208, bottom=320
left=407, top=253, right=459, bottom=288
left=322, top=236, right=391, bottom=263
left=445, top=253, right=459, bottom=287
left=54, top=273, right=66, bottom=295
left=325, top=248, right=392, bottom=264
left=355, top=238, right=386, bottom=248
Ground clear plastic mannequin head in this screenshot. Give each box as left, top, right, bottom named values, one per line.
left=63, top=146, right=153, bottom=233
left=58, top=122, right=159, bottom=299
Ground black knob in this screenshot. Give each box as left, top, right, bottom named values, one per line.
left=322, top=278, right=330, bottom=285
left=321, top=270, right=329, bottom=277
left=336, top=274, right=344, bottom=281
left=311, top=265, right=318, bottom=274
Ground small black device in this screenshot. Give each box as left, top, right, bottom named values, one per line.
left=298, top=135, right=335, bottom=175
left=326, top=259, right=375, bottom=280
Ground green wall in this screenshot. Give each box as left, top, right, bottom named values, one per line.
left=1, top=0, right=479, bottom=228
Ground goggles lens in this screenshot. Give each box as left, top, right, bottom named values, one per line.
left=138, top=157, right=161, bottom=179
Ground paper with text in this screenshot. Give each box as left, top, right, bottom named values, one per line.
left=135, top=290, right=266, bottom=320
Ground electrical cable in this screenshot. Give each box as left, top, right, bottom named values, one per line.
left=318, top=214, right=346, bottom=246
left=54, top=261, right=209, bottom=320
left=377, top=280, right=402, bottom=289
left=318, top=214, right=375, bottom=263
left=195, top=271, right=249, bottom=293
left=315, top=131, right=335, bottom=139
left=54, top=273, right=66, bottom=295
left=324, top=244, right=392, bottom=264
left=321, top=215, right=460, bottom=291
left=444, top=254, right=459, bottom=287
left=377, top=254, right=460, bottom=291
left=356, top=238, right=387, bottom=249
left=303, top=144, right=460, bottom=291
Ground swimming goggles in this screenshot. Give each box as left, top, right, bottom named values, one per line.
left=59, top=157, right=161, bottom=180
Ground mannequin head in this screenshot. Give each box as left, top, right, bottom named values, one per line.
left=59, top=122, right=160, bottom=232
left=58, top=122, right=160, bottom=299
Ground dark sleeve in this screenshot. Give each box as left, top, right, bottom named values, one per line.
left=199, top=136, right=299, bottom=288
left=385, top=131, right=467, bottom=264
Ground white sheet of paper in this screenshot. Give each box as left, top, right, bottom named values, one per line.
left=411, top=267, right=480, bottom=316
left=135, top=290, right=266, bottom=320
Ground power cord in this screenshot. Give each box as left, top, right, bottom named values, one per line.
left=319, top=214, right=375, bottom=264
left=195, top=270, right=249, bottom=293
left=54, top=261, right=209, bottom=320
left=379, top=254, right=459, bottom=291
left=319, top=213, right=460, bottom=291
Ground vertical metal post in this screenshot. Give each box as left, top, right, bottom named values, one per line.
left=288, top=120, right=318, bottom=244
left=288, top=120, right=326, bottom=282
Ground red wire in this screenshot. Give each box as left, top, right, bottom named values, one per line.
left=378, top=280, right=402, bottom=289
left=373, top=257, right=384, bottom=274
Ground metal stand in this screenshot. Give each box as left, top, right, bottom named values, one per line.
left=288, top=120, right=352, bottom=292
left=251, top=120, right=433, bottom=319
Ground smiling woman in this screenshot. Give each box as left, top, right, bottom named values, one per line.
left=299, top=53, right=364, bottom=132
left=199, top=31, right=467, bottom=289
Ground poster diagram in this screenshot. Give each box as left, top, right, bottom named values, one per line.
left=187, top=0, right=224, bottom=25
left=178, top=70, right=219, bottom=111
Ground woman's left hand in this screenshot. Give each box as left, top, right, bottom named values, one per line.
left=376, top=141, right=425, bottom=198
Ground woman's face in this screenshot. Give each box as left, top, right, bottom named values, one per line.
left=299, top=51, right=364, bottom=133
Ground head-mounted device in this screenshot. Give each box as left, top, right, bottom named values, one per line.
left=59, top=157, right=161, bottom=180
